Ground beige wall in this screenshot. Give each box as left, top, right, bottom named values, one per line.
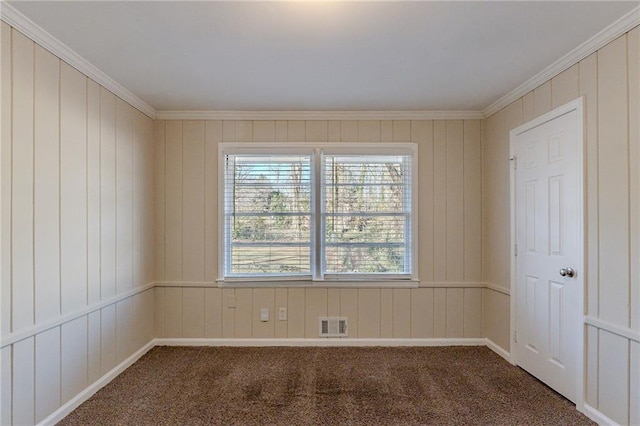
left=154, top=119, right=485, bottom=339
left=0, top=24, right=156, bottom=424
left=482, top=28, right=640, bottom=424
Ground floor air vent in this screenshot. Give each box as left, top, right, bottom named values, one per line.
left=319, top=317, right=348, bottom=337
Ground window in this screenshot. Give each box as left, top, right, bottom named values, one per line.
left=220, top=143, right=417, bottom=283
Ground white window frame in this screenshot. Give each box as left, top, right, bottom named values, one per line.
left=218, top=142, right=419, bottom=287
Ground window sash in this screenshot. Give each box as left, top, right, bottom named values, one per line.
left=219, top=143, right=416, bottom=282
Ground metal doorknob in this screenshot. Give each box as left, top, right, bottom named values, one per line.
left=559, top=267, right=575, bottom=278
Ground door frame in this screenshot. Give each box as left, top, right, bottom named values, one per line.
left=509, top=97, right=585, bottom=412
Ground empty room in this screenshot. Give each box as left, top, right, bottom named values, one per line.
left=1, top=1, right=639, bottom=425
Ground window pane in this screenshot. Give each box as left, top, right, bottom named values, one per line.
left=225, top=155, right=312, bottom=276
left=323, top=155, right=411, bottom=275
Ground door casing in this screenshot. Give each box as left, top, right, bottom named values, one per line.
left=509, top=97, right=585, bottom=413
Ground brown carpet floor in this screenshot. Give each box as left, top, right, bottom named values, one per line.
left=58, top=346, right=593, bottom=426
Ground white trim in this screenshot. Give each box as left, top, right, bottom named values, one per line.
left=483, top=6, right=640, bottom=118
left=153, top=280, right=486, bottom=289
left=155, top=110, right=484, bottom=121
left=36, top=340, right=155, bottom=426
left=582, top=403, right=620, bottom=426
left=154, top=337, right=487, bottom=347
left=484, top=282, right=510, bottom=296
left=0, top=2, right=156, bottom=118
left=0, top=283, right=155, bottom=348
left=509, top=97, right=585, bottom=411
left=485, top=338, right=513, bottom=365
left=585, top=316, right=640, bottom=344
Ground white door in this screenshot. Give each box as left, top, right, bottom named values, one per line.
left=512, top=105, right=582, bottom=403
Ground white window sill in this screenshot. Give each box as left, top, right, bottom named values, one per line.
left=216, top=278, right=419, bottom=289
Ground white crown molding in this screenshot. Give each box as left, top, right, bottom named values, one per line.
left=482, top=5, right=640, bottom=118
left=0, top=2, right=157, bottom=119
left=154, top=110, right=485, bottom=121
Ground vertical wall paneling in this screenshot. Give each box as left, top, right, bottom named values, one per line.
left=100, top=89, right=117, bottom=300
left=533, top=80, right=552, bottom=117
left=410, top=288, right=434, bottom=338
left=154, top=287, right=165, bottom=338
left=222, top=120, right=235, bottom=142
left=598, top=331, right=629, bottom=425
left=446, top=121, right=464, bottom=282
left=412, top=120, right=434, bottom=282
left=287, top=288, right=305, bottom=338
left=380, top=289, right=393, bottom=338
left=392, top=289, right=411, bottom=338
left=204, top=121, right=221, bottom=282
left=393, top=120, right=410, bottom=142
left=287, top=121, right=305, bottom=142
left=357, top=289, right=380, bottom=338
left=433, top=121, right=447, bottom=281
left=327, top=288, right=340, bottom=317
left=304, top=288, right=327, bottom=338
left=463, top=288, right=482, bottom=337
left=164, top=121, right=183, bottom=280
left=60, top=63, right=88, bottom=314
left=87, top=310, right=102, bottom=384
left=357, top=120, right=380, bottom=142
left=463, top=120, right=482, bottom=282
left=306, top=120, right=328, bottom=142
left=61, top=317, right=88, bottom=404
left=221, top=288, right=235, bottom=338
left=182, top=121, right=205, bottom=281
left=628, top=27, right=639, bottom=332
left=276, top=120, right=288, bottom=142
left=204, top=287, right=222, bottom=338
left=2, top=24, right=156, bottom=425
left=253, top=120, right=275, bottom=142
left=234, top=288, right=253, bottom=338
left=326, top=120, right=340, bottom=142
left=12, top=337, right=34, bottom=425
left=11, top=29, right=35, bottom=332
left=1, top=22, right=12, bottom=338
left=631, top=341, right=640, bottom=425
left=380, top=121, right=393, bottom=142
left=252, top=288, right=275, bottom=338
left=551, top=64, right=579, bottom=108
left=87, top=80, right=101, bottom=305
left=34, top=45, right=60, bottom=323
left=579, top=53, right=599, bottom=318
left=234, top=121, right=252, bottom=142
left=182, top=287, right=205, bottom=338
left=35, top=327, right=60, bottom=422
left=154, top=121, right=166, bottom=281
left=1, top=346, right=11, bottom=425
left=446, top=288, right=464, bottom=337
left=115, top=100, right=133, bottom=293
left=164, top=287, right=183, bottom=337
left=434, top=288, right=446, bottom=338
left=274, top=288, right=288, bottom=338
left=115, top=298, right=132, bottom=362
left=597, top=35, right=629, bottom=326
left=100, top=304, right=116, bottom=375
left=340, top=289, right=358, bottom=337
left=340, top=121, right=358, bottom=142
left=522, top=92, right=535, bottom=123
left=586, top=326, right=599, bottom=407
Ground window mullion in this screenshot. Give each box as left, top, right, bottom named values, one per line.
left=312, top=148, right=323, bottom=281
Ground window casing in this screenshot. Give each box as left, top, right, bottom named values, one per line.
left=219, top=143, right=417, bottom=284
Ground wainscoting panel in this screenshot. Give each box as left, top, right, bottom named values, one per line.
left=155, top=286, right=484, bottom=339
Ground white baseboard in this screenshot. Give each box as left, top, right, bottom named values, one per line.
left=154, top=337, right=487, bottom=347
left=582, top=403, right=619, bottom=426
left=37, top=340, right=156, bottom=426
left=485, top=338, right=513, bottom=364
